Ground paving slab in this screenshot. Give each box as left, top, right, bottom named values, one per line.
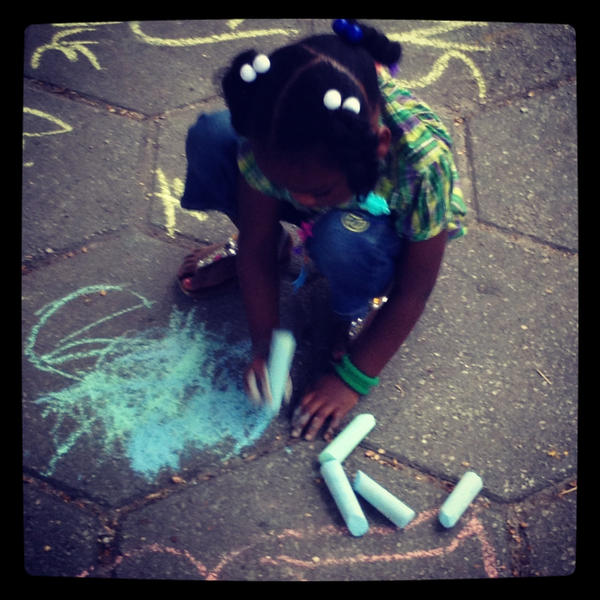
left=22, top=82, right=149, bottom=261
left=469, top=82, right=578, bottom=251
left=368, top=225, right=578, bottom=501
left=23, top=478, right=102, bottom=577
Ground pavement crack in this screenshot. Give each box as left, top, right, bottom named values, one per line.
left=505, top=508, right=533, bottom=577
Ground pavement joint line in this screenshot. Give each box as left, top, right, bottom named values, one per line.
left=25, top=76, right=150, bottom=121
left=152, top=94, right=225, bottom=120
left=21, top=227, right=132, bottom=270
left=26, top=434, right=576, bottom=514
left=461, top=116, right=482, bottom=218
left=469, top=220, right=578, bottom=256
left=26, top=75, right=226, bottom=123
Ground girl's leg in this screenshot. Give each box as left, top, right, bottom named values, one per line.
left=306, top=209, right=404, bottom=354
left=178, top=111, right=295, bottom=296
left=177, top=111, right=241, bottom=295
left=181, top=110, right=240, bottom=221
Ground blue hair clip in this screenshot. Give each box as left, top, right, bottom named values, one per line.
left=332, top=19, right=364, bottom=44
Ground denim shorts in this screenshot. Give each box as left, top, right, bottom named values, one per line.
left=182, top=110, right=405, bottom=320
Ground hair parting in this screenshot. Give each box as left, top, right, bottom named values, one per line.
left=222, top=21, right=402, bottom=195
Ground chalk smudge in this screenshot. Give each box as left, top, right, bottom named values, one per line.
left=26, top=286, right=276, bottom=481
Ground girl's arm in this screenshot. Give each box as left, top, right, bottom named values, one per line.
left=292, top=229, right=448, bottom=440
left=350, top=228, right=448, bottom=377
left=236, top=175, right=282, bottom=397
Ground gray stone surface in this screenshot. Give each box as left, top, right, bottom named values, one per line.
left=22, top=19, right=578, bottom=581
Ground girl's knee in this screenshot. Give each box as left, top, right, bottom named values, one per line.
left=308, top=209, right=400, bottom=275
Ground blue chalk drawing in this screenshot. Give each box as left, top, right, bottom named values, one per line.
left=25, top=285, right=276, bottom=481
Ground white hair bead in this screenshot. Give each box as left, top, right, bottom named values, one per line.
left=240, top=63, right=257, bottom=83
left=253, top=54, right=271, bottom=73
left=342, top=96, right=361, bottom=114
left=323, top=89, right=342, bottom=110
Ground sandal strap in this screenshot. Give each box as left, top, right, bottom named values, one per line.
left=196, top=236, right=238, bottom=269
left=194, top=230, right=291, bottom=270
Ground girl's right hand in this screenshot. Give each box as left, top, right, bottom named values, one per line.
left=244, top=355, right=293, bottom=408
left=244, top=356, right=272, bottom=406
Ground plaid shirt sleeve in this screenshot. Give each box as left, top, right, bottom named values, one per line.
left=377, top=66, right=467, bottom=241
left=403, top=153, right=466, bottom=241
left=237, top=139, right=292, bottom=202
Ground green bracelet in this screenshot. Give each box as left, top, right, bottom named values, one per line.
left=333, top=354, right=380, bottom=396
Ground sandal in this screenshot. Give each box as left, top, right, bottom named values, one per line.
left=177, top=232, right=293, bottom=298
left=330, top=296, right=389, bottom=362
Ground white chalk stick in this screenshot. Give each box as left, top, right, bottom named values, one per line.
left=320, top=459, right=369, bottom=537
left=438, top=471, right=483, bottom=528
left=318, top=413, right=376, bottom=464
left=352, top=470, right=415, bottom=528
left=266, top=329, right=296, bottom=414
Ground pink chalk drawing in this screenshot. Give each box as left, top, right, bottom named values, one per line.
left=77, top=508, right=502, bottom=580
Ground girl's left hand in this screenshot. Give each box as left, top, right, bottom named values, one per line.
left=290, top=373, right=359, bottom=441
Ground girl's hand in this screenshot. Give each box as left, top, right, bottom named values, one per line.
left=244, top=355, right=292, bottom=408
left=290, top=373, right=359, bottom=441
left=244, top=356, right=272, bottom=406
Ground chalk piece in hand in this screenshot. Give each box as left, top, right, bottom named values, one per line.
left=318, top=413, right=376, bottom=464
left=320, top=459, right=369, bottom=537
left=438, top=471, right=483, bottom=528
left=266, top=329, right=296, bottom=414
left=353, top=470, right=415, bottom=528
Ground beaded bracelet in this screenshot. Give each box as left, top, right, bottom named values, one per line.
left=333, top=354, right=380, bottom=396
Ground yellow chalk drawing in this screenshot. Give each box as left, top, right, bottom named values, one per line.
left=30, top=25, right=106, bottom=70
left=50, top=22, right=121, bottom=27
left=154, top=168, right=207, bottom=238
left=388, top=21, right=491, bottom=101
left=127, top=20, right=490, bottom=100
left=389, top=21, right=490, bottom=50
left=226, top=19, right=245, bottom=30
left=29, top=20, right=491, bottom=102
left=23, top=107, right=73, bottom=167
left=401, top=50, right=488, bottom=100
left=129, top=20, right=299, bottom=47
left=23, top=107, right=73, bottom=138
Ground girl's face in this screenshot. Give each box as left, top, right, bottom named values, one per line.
left=252, top=119, right=391, bottom=209
left=254, top=148, right=353, bottom=209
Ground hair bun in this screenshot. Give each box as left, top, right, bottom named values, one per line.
left=332, top=19, right=401, bottom=67
left=360, top=23, right=402, bottom=65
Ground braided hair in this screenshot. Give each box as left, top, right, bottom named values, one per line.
left=222, top=20, right=401, bottom=197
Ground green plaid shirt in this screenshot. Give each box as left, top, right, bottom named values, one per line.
left=237, top=65, right=467, bottom=241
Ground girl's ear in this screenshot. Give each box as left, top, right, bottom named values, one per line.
left=375, top=125, right=392, bottom=159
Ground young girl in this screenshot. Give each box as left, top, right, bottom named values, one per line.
left=177, top=20, right=467, bottom=441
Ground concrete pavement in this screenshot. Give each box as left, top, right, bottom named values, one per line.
left=22, top=19, right=578, bottom=580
